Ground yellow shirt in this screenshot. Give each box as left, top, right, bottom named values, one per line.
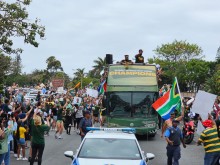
left=19, top=127, right=26, bottom=139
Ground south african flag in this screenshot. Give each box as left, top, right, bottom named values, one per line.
left=152, top=77, right=181, bottom=120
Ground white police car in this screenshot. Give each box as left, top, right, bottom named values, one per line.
left=64, top=128, right=155, bottom=165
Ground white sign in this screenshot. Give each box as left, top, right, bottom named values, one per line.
left=57, top=87, right=67, bottom=94
left=73, top=97, right=82, bottom=105
left=192, top=90, right=217, bottom=135
left=86, top=88, right=98, bottom=98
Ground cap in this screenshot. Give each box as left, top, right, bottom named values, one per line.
left=84, top=111, right=91, bottom=115
left=202, top=120, right=213, bottom=128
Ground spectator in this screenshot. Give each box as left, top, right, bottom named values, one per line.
left=0, top=117, right=16, bottom=165
left=197, top=119, right=220, bottom=165
left=16, top=121, right=27, bottom=160
left=29, top=109, right=50, bottom=165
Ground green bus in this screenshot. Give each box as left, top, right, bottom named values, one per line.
left=106, top=64, right=159, bottom=136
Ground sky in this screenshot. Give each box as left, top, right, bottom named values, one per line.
left=13, top=0, right=220, bottom=77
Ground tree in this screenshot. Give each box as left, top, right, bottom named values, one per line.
left=184, top=59, right=210, bottom=92
left=148, top=57, right=211, bottom=92
left=0, top=53, right=11, bottom=94
left=216, top=46, right=220, bottom=63
left=204, top=57, right=220, bottom=95
left=73, top=68, right=86, bottom=89
left=0, top=0, right=45, bottom=55
left=73, top=68, right=85, bottom=79
left=10, top=54, right=23, bottom=75
left=46, top=56, right=63, bottom=74
left=92, top=57, right=106, bottom=77
left=154, top=40, right=203, bottom=62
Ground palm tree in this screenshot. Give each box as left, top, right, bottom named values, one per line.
left=74, top=68, right=85, bottom=79
left=92, top=57, right=106, bottom=76
left=73, top=68, right=86, bottom=89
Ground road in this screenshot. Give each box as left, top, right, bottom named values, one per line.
left=10, top=129, right=204, bottom=165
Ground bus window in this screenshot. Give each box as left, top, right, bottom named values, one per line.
left=109, top=92, right=131, bottom=117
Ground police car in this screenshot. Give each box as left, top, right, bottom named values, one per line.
left=64, top=128, right=155, bottom=165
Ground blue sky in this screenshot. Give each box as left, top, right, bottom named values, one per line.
left=13, top=0, right=220, bottom=77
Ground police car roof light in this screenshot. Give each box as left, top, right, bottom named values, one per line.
left=86, top=127, right=136, bottom=133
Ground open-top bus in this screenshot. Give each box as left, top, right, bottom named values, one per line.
left=106, top=64, right=159, bottom=136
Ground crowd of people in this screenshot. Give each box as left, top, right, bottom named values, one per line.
left=0, top=84, right=106, bottom=165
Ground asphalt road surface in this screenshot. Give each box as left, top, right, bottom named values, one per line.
left=10, top=129, right=204, bottom=165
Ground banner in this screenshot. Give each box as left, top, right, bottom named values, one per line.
left=86, top=88, right=98, bottom=98
left=108, top=65, right=157, bottom=86
left=52, top=79, right=64, bottom=88
left=192, top=90, right=217, bottom=135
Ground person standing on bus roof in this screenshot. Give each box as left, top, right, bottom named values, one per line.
left=135, top=49, right=144, bottom=63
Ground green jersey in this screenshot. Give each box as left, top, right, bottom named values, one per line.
left=31, top=119, right=50, bottom=145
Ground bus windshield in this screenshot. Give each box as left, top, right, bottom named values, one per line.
left=108, top=92, right=158, bottom=117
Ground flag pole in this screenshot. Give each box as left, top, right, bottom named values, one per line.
left=175, top=77, right=183, bottom=107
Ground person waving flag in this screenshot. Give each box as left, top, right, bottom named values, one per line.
left=152, top=77, right=181, bottom=120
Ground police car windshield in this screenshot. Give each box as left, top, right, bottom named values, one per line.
left=78, top=138, right=141, bottom=160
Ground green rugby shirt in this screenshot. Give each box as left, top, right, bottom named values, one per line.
left=199, top=127, right=220, bottom=153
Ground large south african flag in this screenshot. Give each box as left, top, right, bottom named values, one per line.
left=152, top=77, right=181, bottom=120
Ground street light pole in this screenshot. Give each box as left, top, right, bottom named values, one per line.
left=81, top=74, right=83, bottom=89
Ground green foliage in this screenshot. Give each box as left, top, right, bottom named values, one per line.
left=92, top=57, right=106, bottom=77
left=216, top=47, right=220, bottom=63
left=0, top=0, right=45, bottom=55
left=154, top=40, right=203, bottom=62
left=5, top=74, right=30, bottom=87
left=73, top=68, right=85, bottom=79
left=10, top=54, right=23, bottom=75
left=204, top=64, right=220, bottom=95
left=71, top=77, right=99, bottom=89
left=0, top=53, right=11, bottom=94
left=46, top=56, right=63, bottom=74
left=184, top=59, right=210, bottom=91
left=152, top=40, right=219, bottom=92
